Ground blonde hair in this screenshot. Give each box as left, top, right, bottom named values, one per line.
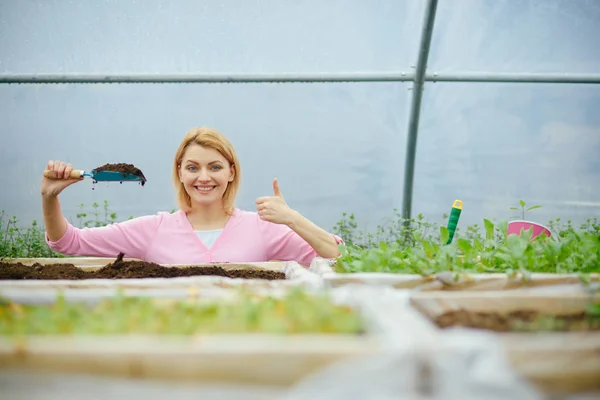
left=173, top=127, right=241, bottom=215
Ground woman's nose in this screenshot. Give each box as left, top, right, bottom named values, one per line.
left=198, top=168, right=210, bottom=181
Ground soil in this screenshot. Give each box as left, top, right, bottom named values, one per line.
left=434, top=309, right=600, bottom=332
left=93, top=163, right=147, bottom=186
left=0, top=254, right=286, bottom=281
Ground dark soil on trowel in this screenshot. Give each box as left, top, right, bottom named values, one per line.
left=94, top=163, right=147, bottom=186
left=434, top=309, right=600, bottom=332
left=0, top=253, right=285, bottom=281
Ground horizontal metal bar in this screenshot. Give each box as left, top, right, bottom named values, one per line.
left=0, top=72, right=415, bottom=84
left=2, top=71, right=600, bottom=85
left=426, top=72, right=600, bottom=84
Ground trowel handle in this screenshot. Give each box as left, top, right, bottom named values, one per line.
left=43, top=170, right=85, bottom=179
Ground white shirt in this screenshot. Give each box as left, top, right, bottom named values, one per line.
left=195, top=229, right=223, bottom=249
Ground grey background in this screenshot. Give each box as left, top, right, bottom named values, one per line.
left=1, top=0, right=599, bottom=234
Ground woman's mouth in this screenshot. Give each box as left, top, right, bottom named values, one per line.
left=194, top=185, right=216, bottom=193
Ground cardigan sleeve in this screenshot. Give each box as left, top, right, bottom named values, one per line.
left=257, top=216, right=344, bottom=267
left=45, top=213, right=164, bottom=260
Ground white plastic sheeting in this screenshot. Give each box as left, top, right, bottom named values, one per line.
left=0, top=0, right=424, bottom=74
left=1, top=0, right=599, bottom=234
left=0, top=82, right=410, bottom=232
left=429, top=0, right=600, bottom=73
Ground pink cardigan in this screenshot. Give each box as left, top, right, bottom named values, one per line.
left=46, top=209, right=343, bottom=266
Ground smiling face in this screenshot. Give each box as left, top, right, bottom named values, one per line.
left=178, top=144, right=235, bottom=209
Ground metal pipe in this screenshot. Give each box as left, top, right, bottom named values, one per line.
left=0, top=72, right=415, bottom=84
left=3, top=72, right=600, bottom=85
left=401, top=0, right=439, bottom=225
left=427, top=72, right=600, bottom=84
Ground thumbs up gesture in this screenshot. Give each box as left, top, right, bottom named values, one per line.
left=255, top=178, right=296, bottom=225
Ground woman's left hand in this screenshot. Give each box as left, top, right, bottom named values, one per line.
left=255, top=178, right=297, bottom=226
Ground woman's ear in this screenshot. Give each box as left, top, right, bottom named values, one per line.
left=229, top=165, right=235, bottom=182
left=177, top=164, right=183, bottom=182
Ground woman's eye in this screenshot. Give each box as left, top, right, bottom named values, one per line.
left=187, top=166, right=197, bottom=171
left=211, top=165, right=222, bottom=171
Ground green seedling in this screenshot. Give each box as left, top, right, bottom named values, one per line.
left=510, top=199, right=542, bottom=220
left=0, top=288, right=363, bottom=336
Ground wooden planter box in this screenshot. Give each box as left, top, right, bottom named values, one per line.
left=0, top=259, right=382, bottom=387
left=408, top=289, right=600, bottom=395
left=308, top=258, right=599, bottom=291
left=0, top=258, right=323, bottom=303
left=3, top=257, right=599, bottom=396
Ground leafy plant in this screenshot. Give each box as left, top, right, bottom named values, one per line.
left=510, top=199, right=542, bottom=220
left=335, top=218, right=600, bottom=277
left=76, top=200, right=122, bottom=228
left=331, top=197, right=599, bottom=278
left=332, top=209, right=448, bottom=249
left=0, top=201, right=133, bottom=259
left=0, top=288, right=363, bottom=336
left=0, top=211, right=63, bottom=258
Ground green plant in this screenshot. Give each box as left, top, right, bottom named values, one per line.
left=510, top=199, right=541, bottom=220
left=546, top=217, right=599, bottom=238
left=335, top=217, right=600, bottom=277
left=0, top=287, right=363, bottom=335
left=0, top=211, right=64, bottom=259
left=332, top=209, right=447, bottom=250
left=1, top=200, right=133, bottom=259
left=76, top=200, right=118, bottom=228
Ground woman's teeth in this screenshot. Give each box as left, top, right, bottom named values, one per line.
left=196, top=186, right=215, bottom=192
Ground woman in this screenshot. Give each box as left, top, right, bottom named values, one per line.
left=42, top=127, right=343, bottom=266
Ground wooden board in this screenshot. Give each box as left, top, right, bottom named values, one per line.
left=308, top=256, right=600, bottom=291
left=0, top=332, right=598, bottom=395
left=323, top=273, right=436, bottom=289
left=322, top=272, right=597, bottom=291
left=500, top=332, right=600, bottom=395
left=409, top=289, right=600, bottom=317
left=6, top=257, right=287, bottom=272
left=0, top=261, right=321, bottom=304
left=421, top=271, right=599, bottom=291
left=0, top=335, right=379, bottom=386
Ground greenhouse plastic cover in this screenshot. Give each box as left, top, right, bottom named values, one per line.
left=1, top=0, right=599, bottom=233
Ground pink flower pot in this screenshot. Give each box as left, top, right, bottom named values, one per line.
left=507, top=220, right=552, bottom=239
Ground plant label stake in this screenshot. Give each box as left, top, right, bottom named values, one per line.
left=446, top=199, right=463, bottom=244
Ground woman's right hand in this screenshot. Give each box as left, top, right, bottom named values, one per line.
left=41, top=160, right=82, bottom=197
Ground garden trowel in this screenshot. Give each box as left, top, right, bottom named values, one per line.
left=43, top=168, right=146, bottom=185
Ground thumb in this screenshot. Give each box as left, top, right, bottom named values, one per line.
left=273, top=178, right=282, bottom=197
